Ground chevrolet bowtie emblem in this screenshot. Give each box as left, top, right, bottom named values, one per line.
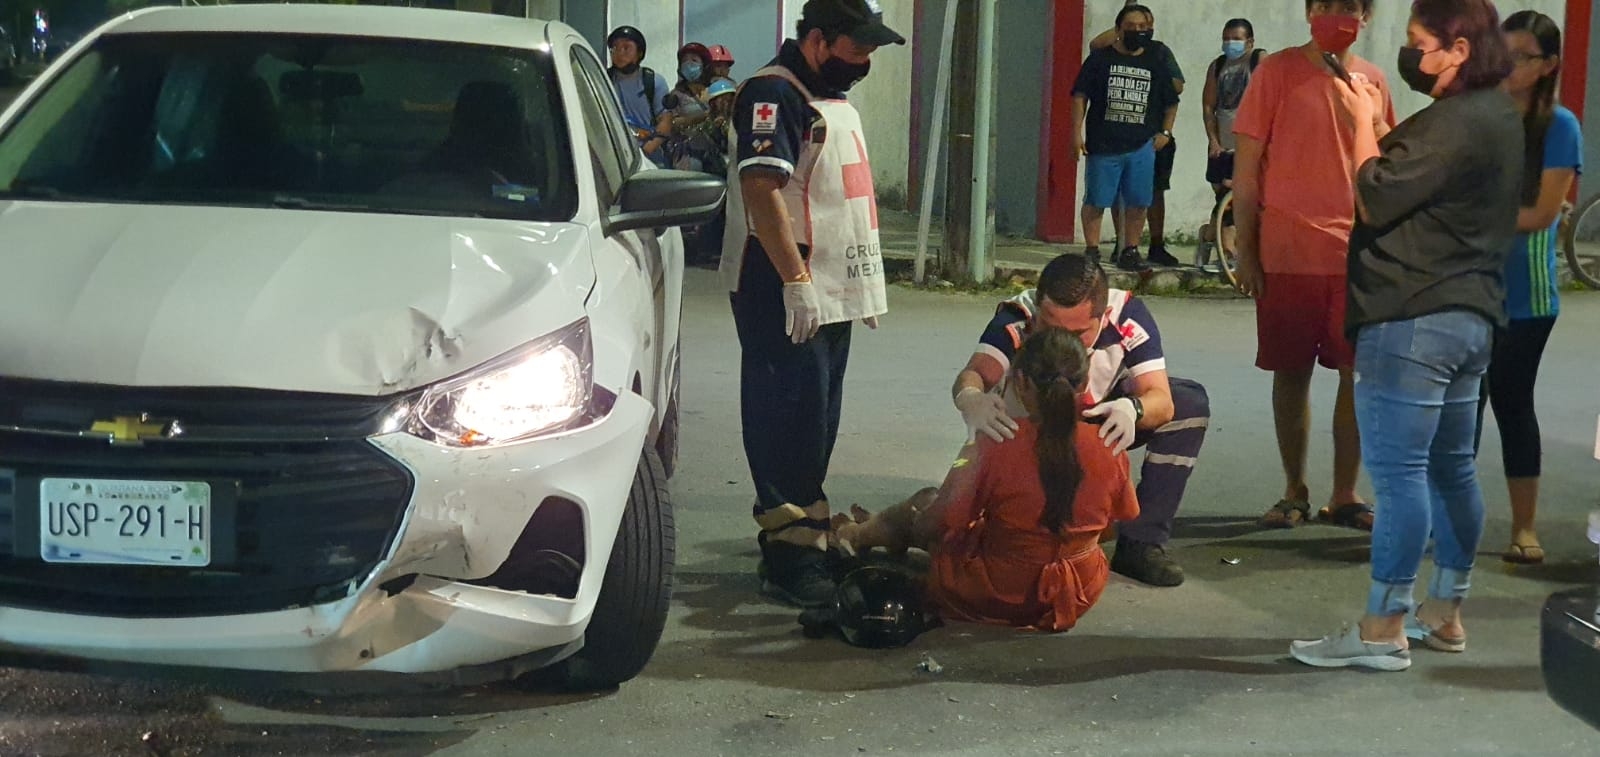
left=89, top=415, right=177, bottom=446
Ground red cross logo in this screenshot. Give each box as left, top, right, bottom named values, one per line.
left=842, top=132, right=878, bottom=230
left=756, top=103, right=775, bottom=120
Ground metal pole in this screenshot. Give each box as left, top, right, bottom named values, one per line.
left=944, top=0, right=977, bottom=284
left=913, top=0, right=961, bottom=286
left=967, top=0, right=997, bottom=284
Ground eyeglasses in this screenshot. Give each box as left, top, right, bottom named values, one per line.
left=1511, top=52, right=1547, bottom=65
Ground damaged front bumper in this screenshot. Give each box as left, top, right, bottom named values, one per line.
left=0, top=390, right=654, bottom=676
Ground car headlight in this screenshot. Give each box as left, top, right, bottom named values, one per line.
left=407, top=318, right=594, bottom=447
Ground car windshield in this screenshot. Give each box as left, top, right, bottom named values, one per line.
left=0, top=32, right=578, bottom=221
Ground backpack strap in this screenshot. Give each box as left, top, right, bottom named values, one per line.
left=642, top=66, right=660, bottom=117
left=1249, top=48, right=1266, bottom=71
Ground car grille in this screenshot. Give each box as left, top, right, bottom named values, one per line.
left=0, top=425, right=414, bottom=618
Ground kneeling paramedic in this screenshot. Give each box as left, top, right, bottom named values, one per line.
left=951, top=254, right=1210, bottom=587
left=721, top=0, right=904, bottom=607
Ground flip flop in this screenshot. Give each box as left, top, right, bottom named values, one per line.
left=1503, top=543, right=1546, bottom=565
left=1318, top=502, right=1375, bottom=532
left=1260, top=499, right=1311, bottom=529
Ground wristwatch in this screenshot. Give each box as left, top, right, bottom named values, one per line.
left=1159, top=129, right=1174, bottom=140
left=1129, top=396, right=1145, bottom=422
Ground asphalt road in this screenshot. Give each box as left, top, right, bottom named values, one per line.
left=0, top=266, right=1597, bottom=756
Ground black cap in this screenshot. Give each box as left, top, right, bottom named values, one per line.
left=801, top=0, right=906, bottom=46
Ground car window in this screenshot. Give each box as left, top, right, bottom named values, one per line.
left=0, top=32, right=578, bottom=222
left=570, top=46, right=639, bottom=177
left=567, top=45, right=635, bottom=203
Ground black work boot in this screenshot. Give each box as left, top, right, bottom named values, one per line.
left=1115, top=246, right=1151, bottom=273
left=1111, top=539, right=1186, bottom=587
left=758, top=534, right=836, bottom=608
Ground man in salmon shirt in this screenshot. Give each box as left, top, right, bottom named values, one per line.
left=1231, top=0, right=1395, bottom=531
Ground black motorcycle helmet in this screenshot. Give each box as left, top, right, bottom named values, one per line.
left=800, top=566, right=936, bottom=649
left=607, top=25, right=648, bottom=60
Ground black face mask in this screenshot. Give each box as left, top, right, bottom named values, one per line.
left=1397, top=47, right=1438, bottom=95
left=1121, top=30, right=1154, bottom=50
left=613, top=62, right=640, bottom=75
left=819, top=55, right=871, bottom=92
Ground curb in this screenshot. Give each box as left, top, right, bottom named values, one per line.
left=879, top=252, right=1245, bottom=299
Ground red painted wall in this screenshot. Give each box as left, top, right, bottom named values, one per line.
left=1563, top=0, right=1591, bottom=199
left=1038, top=0, right=1084, bottom=242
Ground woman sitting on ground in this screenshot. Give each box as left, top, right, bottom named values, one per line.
left=835, top=328, right=1139, bottom=632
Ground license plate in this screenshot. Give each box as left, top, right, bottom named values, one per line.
left=39, top=478, right=211, bottom=566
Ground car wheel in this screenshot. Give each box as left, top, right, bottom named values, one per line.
left=655, top=357, right=681, bottom=479
left=559, top=447, right=675, bottom=691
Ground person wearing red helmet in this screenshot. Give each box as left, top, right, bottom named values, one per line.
left=707, top=44, right=736, bottom=81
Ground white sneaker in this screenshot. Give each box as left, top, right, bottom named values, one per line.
left=1290, top=623, right=1412, bottom=671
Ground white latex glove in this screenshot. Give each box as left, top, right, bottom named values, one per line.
left=1084, top=397, right=1138, bottom=455
left=955, top=387, right=1019, bottom=444
left=783, top=281, right=822, bottom=344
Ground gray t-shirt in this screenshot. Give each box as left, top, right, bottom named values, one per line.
left=1211, top=52, right=1258, bottom=150
left=610, top=68, right=670, bottom=132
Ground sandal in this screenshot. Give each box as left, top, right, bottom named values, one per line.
left=1405, top=607, right=1467, bottom=653
left=1260, top=499, right=1312, bottom=529
left=1503, top=543, right=1546, bottom=565
left=1318, top=502, right=1375, bottom=532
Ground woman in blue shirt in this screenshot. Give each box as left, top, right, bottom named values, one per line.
left=1478, top=10, right=1581, bottom=566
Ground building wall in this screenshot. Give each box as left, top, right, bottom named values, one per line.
left=1586, top=0, right=1600, bottom=199
left=604, top=0, right=683, bottom=68
left=683, top=0, right=782, bottom=82
left=1074, top=0, right=1570, bottom=242
left=845, top=0, right=917, bottom=207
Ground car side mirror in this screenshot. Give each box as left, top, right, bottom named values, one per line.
left=606, top=170, right=726, bottom=235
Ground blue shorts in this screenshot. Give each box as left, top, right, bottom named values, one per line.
left=1084, top=141, right=1156, bottom=209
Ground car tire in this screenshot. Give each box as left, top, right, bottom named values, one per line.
left=655, top=357, right=681, bottom=479
left=558, top=447, right=675, bottom=691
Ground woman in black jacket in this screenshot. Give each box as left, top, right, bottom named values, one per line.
left=1290, top=0, right=1522, bottom=672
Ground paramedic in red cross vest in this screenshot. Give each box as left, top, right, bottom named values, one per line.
left=720, top=0, right=903, bottom=608
left=951, top=254, right=1210, bottom=587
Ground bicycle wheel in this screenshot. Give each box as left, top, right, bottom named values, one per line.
left=1562, top=194, right=1600, bottom=290
left=1212, top=190, right=1241, bottom=288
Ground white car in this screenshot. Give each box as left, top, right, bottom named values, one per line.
left=0, top=5, right=720, bottom=690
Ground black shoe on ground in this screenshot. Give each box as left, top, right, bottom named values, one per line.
left=1111, top=539, right=1186, bottom=587
left=758, top=536, right=837, bottom=608
left=1148, top=245, right=1183, bottom=267
left=1115, top=246, right=1151, bottom=272
left=1084, top=246, right=1102, bottom=264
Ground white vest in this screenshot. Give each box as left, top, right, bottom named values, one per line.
left=719, top=66, right=889, bottom=325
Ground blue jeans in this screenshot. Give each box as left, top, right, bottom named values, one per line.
left=1355, top=311, right=1493, bottom=618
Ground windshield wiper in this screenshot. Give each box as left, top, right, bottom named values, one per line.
left=270, top=195, right=375, bottom=212
left=0, top=183, right=70, bottom=201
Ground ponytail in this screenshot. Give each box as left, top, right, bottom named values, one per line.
left=1012, top=328, right=1091, bottom=533
left=1503, top=10, right=1563, bottom=207
left=1035, top=377, right=1083, bottom=533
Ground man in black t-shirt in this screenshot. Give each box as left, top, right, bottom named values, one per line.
left=1071, top=4, right=1180, bottom=273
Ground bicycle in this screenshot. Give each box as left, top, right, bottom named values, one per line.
left=1558, top=195, right=1600, bottom=290
left=1195, top=189, right=1242, bottom=288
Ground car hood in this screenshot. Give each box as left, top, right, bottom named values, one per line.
left=0, top=202, right=594, bottom=396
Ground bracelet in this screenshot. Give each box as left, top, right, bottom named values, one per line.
left=785, top=270, right=812, bottom=284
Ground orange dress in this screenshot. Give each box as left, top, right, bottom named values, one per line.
left=926, top=419, right=1139, bottom=632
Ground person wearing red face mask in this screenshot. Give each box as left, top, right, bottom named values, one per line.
left=1231, top=0, right=1397, bottom=533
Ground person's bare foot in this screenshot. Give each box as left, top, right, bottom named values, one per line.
left=1358, top=615, right=1410, bottom=650
left=1415, top=600, right=1466, bottom=643
left=1504, top=530, right=1545, bottom=564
